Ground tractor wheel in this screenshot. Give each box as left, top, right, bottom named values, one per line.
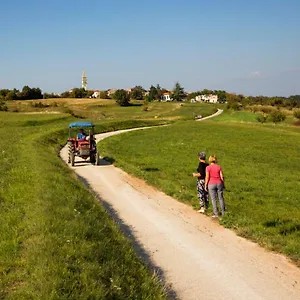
left=71, top=153, right=75, bottom=166
left=68, top=142, right=73, bottom=164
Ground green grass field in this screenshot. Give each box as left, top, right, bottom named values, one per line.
left=1, top=100, right=299, bottom=298
left=214, top=108, right=297, bottom=125
left=6, top=98, right=223, bottom=121
left=0, top=112, right=168, bottom=299
left=213, top=110, right=259, bottom=123
left=99, top=119, right=300, bottom=264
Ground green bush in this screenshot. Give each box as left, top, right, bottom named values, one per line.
left=100, top=91, right=111, bottom=99
left=31, top=101, right=49, bottom=108
left=268, top=110, right=286, bottom=123
left=293, top=109, right=300, bottom=119
left=0, top=101, right=8, bottom=111
left=249, top=106, right=259, bottom=113
left=227, top=102, right=242, bottom=111
left=256, top=113, right=267, bottom=123
left=113, top=89, right=130, bottom=106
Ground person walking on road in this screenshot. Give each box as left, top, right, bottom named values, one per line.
left=205, top=155, right=225, bottom=218
left=193, top=152, right=209, bottom=213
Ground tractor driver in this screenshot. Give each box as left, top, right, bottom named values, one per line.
left=77, top=128, right=87, bottom=140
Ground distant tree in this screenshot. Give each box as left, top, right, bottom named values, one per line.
left=226, top=93, right=240, bottom=105
left=33, top=87, right=42, bottom=99
left=113, top=89, right=130, bottom=106
left=43, top=93, right=60, bottom=99
left=70, top=88, right=87, bottom=98
left=284, top=96, right=300, bottom=108
left=200, top=89, right=213, bottom=95
left=100, top=90, right=110, bottom=99
left=270, top=97, right=283, bottom=106
left=80, top=88, right=88, bottom=98
left=0, top=101, right=8, bottom=111
left=156, top=84, right=162, bottom=101
left=5, top=90, right=18, bottom=100
left=293, top=109, right=300, bottom=119
left=214, top=90, right=227, bottom=103
left=227, top=102, right=242, bottom=111
left=172, top=82, right=185, bottom=101
left=268, top=110, right=286, bottom=123
left=187, top=92, right=199, bottom=101
left=86, top=90, right=94, bottom=98
left=130, top=86, right=145, bottom=100
left=21, top=85, right=31, bottom=99
left=17, top=86, right=42, bottom=100
left=70, top=88, right=80, bottom=98
left=0, top=89, right=10, bottom=100
left=291, top=95, right=300, bottom=101
left=147, top=86, right=155, bottom=101
left=61, top=91, right=70, bottom=98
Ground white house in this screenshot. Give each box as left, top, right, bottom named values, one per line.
left=91, top=90, right=100, bottom=98
left=195, top=94, right=218, bottom=103
left=161, top=92, right=172, bottom=101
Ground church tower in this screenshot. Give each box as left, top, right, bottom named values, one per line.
left=82, top=70, right=88, bottom=91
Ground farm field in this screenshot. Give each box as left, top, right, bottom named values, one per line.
left=99, top=118, right=300, bottom=264
left=2, top=100, right=299, bottom=298
left=0, top=112, right=167, bottom=299
left=213, top=108, right=297, bottom=125
left=6, top=98, right=222, bottom=121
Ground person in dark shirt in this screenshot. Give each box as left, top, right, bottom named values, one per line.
left=193, top=152, right=209, bottom=213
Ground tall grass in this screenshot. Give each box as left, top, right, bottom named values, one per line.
left=99, top=120, right=300, bottom=264
left=0, top=112, right=167, bottom=299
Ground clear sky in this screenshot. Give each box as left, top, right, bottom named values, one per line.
left=0, top=0, right=299, bottom=96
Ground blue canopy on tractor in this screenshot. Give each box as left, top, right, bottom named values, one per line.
left=69, top=121, right=94, bottom=128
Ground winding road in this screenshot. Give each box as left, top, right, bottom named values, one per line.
left=60, top=110, right=300, bottom=300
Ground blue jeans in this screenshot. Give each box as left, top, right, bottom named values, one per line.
left=208, top=183, right=225, bottom=216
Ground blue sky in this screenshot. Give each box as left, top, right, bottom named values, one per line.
left=0, top=0, right=299, bottom=96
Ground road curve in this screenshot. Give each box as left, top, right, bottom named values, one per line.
left=196, top=108, right=223, bottom=121
left=60, top=113, right=300, bottom=300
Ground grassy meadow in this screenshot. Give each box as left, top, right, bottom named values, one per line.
left=1, top=98, right=299, bottom=298
left=99, top=118, right=300, bottom=264
left=6, top=98, right=222, bottom=121
left=0, top=112, right=168, bottom=299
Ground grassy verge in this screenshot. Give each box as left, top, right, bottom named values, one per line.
left=99, top=120, right=300, bottom=264
left=0, top=112, right=168, bottom=299
left=215, top=108, right=298, bottom=126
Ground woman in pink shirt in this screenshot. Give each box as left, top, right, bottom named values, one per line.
left=205, top=155, right=225, bottom=218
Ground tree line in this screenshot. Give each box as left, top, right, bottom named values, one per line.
left=225, top=93, right=300, bottom=110
left=0, top=86, right=42, bottom=101
left=112, top=83, right=185, bottom=106
left=0, top=84, right=299, bottom=109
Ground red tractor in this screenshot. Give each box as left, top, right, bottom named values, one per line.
left=67, top=122, right=100, bottom=166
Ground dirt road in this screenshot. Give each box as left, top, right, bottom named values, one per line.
left=60, top=121, right=300, bottom=300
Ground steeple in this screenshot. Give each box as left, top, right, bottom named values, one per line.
left=82, top=70, right=87, bottom=91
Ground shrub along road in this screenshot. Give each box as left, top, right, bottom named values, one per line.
left=61, top=122, right=300, bottom=300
